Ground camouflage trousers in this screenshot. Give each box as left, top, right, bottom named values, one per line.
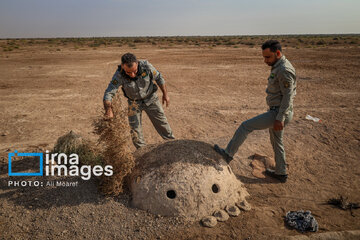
left=128, top=95, right=174, bottom=149
left=225, top=107, right=293, bottom=175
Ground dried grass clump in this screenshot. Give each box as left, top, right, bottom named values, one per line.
left=53, top=130, right=102, bottom=166
left=93, top=94, right=135, bottom=195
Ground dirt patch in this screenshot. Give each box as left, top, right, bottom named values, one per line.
left=249, top=153, right=276, bottom=178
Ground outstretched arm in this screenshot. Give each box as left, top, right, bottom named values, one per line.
left=146, top=61, right=169, bottom=107
left=103, top=70, right=122, bottom=119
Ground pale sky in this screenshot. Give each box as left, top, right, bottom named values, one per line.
left=0, top=0, right=359, bottom=38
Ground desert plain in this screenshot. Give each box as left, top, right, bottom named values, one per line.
left=0, top=35, right=359, bottom=239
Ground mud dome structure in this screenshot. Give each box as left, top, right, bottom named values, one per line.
left=129, top=140, right=250, bottom=221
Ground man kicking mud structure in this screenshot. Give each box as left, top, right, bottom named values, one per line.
left=214, top=40, right=296, bottom=183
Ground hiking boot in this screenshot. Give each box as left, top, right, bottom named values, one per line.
left=265, top=169, right=288, bottom=183
left=213, top=144, right=233, bottom=163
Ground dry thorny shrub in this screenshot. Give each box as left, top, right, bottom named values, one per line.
left=53, top=130, right=102, bottom=166
left=93, top=95, right=135, bottom=195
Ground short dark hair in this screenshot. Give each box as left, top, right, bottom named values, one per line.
left=121, top=53, right=137, bottom=67
left=261, top=40, right=282, bottom=52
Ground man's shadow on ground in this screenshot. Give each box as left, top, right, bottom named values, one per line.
left=234, top=153, right=283, bottom=184
left=235, top=174, right=281, bottom=184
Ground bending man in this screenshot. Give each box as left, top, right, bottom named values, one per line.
left=103, top=53, right=175, bottom=148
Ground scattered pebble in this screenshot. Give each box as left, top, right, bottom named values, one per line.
left=236, top=200, right=252, bottom=211
left=201, top=216, right=217, bottom=228
left=225, top=205, right=241, bottom=217
left=213, top=209, right=229, bottom=222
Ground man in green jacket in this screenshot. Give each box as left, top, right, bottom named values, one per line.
left=103, top=53, right=174, bottom=148
left=214, top=40, right=296, bottom=183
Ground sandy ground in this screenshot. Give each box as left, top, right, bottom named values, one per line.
left=0, top=43, right=359, bottom=239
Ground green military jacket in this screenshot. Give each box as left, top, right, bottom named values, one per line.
left=266, top=55, right=296, bottom=122
left=103, top=60, right=165, bottom=105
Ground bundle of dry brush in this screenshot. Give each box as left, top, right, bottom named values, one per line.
left=93, top=94, right=135, bottom=195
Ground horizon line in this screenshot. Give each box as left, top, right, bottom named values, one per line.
left=1, top=33, right=360, bottom=40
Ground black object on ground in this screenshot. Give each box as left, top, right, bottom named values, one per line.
left=285, top=210, right=318, bottom=232
left=264, top=169, right=288, bottom=183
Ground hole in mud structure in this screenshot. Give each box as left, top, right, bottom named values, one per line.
left=212, top=184, right=220, bottom=193
left=166, top=190, right=176, bottom=199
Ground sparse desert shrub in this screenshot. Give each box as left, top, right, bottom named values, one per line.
left=89, top=43, right=101, bottom=48
left=7, top=41, right=15, bottom=46
left=225, top=41, right=235, bottom=46
left=316, top=40, right=326, bottom=45
left=53, top=130, right=102, bottom=166
left=244, top=42, right=255, bottom=46
left=133, top=39, right=144, bottom=43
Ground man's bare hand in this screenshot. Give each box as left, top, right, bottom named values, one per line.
left=273, top=120, right=284, bottom=131
left=104, top=109, right=114, bottom=120
left=103, top=100, right=114, bottom=120
left=162, top=94, right=170, bottom=107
